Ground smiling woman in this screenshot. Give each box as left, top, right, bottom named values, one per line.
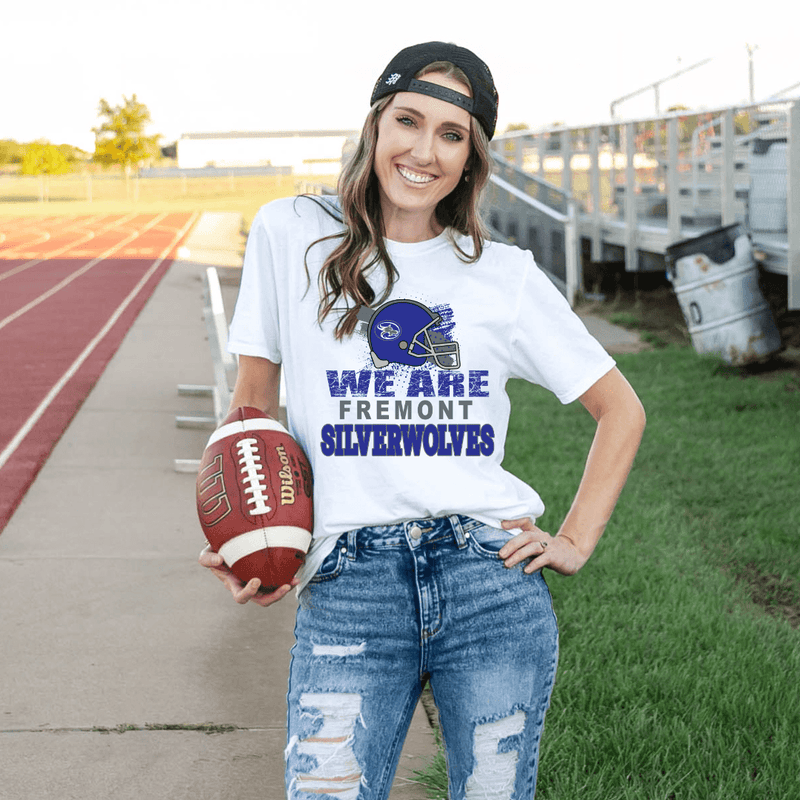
left=373, top=70, right=473, bottom=240
left=198, top=41, right=646, bottom=800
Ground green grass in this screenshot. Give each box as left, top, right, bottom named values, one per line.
left=417, top=345, right=800, bottom=799
left=609, top=311, right=643, bottom=329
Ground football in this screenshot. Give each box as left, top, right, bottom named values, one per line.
left=196, top=406, right=313, bottom=592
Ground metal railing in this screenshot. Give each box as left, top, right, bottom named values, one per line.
left=491, top=99, right=800, bottom=309
left=485, top=153, right=581, bottom=305
left=174, top=266, right=290, bottom=471
left=174, top=267, right=237, bottom=472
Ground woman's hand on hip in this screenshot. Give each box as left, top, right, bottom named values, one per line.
left=499, top=518, right=589, bottom=576
left=199, top=545, right=298, bottom=607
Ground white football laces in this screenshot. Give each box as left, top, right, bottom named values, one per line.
left=236, top=437, right=271, bottom=515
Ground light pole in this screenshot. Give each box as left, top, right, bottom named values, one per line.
left=746, top=43, right=759, bottom=104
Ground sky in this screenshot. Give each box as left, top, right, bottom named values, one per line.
left=3, top=0, right=799, bottom=153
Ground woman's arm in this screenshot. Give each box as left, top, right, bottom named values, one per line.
left=198, top=355, right=298, bottom=606
left=500, top=367, right=646, bottom=575
left=228, top=354, right=282, bottom=418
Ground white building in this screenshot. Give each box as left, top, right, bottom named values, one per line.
left=176, top=130, right=358, bottom=175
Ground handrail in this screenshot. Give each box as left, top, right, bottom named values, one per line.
left=487, top=154, right=580, bottom=305
left=203, top=266, right=236, bottom=425
left=490, top=151, right=574, bottom=205
left=175, top=266, right=291, bottom=471
left=491, top=97, right=800, bottom=139
left=174, top=267, right=237, bottom=471
left=489, top=174, right=569, bottom=223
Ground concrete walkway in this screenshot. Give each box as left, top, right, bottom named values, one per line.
left=0, top=211, right=641, bottom=799
left=577, top=311, right=649, bottom=355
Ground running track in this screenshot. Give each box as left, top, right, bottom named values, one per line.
left=0, top=211, right=198, bottom=533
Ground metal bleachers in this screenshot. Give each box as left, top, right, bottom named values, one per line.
left=489, top=98, right=800, bottom=310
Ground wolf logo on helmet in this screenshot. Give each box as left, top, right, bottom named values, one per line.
left=368, top=299, right=460, bottom=370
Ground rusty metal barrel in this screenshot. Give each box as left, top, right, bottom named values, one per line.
left=665, top=223, right=781, bottom=365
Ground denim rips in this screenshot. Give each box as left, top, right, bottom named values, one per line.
left=286, top=515, right=559, bottom=800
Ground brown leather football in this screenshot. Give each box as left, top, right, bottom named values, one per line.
left=196, top=406, right=313, bottom=592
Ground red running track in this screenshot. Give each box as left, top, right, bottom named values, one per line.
left=0, top=211, right=198, bottom=533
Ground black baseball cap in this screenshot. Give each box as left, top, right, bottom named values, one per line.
left=370, top=42, right=499, bottom=140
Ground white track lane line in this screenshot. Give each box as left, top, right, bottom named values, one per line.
left=0, top=211, right=199, bottom=473
left=0, top=212, right=140, bottom=283
left=0, top=214, right=86, bottom=249
left=0, top=230, right=51, bottom=252
left=0, top=212, right=171, bottom=332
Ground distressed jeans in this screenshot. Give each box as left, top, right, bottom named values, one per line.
left=286, top=515, right=559, bottom=800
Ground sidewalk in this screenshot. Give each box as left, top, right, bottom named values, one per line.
left=577, top=310, right=649, bottom=355
left=0, top=212, right=434, bottom=800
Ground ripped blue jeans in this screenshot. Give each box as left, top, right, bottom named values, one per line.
left=286, top=515, right=559, bottom=800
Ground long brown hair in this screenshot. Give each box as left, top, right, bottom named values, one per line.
left=306, top=61, right=492, bottom=340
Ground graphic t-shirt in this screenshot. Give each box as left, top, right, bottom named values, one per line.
left=227, top=196, right=615, bottom=590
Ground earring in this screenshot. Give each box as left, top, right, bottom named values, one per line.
left=463, top=172, right=470, bottom=183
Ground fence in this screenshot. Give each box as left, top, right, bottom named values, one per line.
left=491, top=98, right=800, bottom=309
left=0, top=170, right=298, bottom=205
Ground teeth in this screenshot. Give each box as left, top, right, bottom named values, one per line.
left=398, top=166, right=435, bottom=184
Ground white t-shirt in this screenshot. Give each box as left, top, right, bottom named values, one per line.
left=227, top=196, right=615, bottom=590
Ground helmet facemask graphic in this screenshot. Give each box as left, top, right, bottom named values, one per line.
left=368, top=300, right=461, bottom=370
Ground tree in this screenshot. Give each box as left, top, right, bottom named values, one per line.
left=92, top=94, right=159, bottom=183
left=0, top=139, right=25, bottom=167
left=20, top=141, right=72, bottom=175
left=19, top=141, right=73, bottom=202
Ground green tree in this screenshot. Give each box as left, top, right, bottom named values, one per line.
left=92, top=94, right=159, bottom=186
left=19, top=141, right=72, bottom=202
left=0, top=139, right=25, bottom=167
left=20, top=141, right=72, bottom=175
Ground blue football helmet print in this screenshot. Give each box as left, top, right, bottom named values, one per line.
left=367, top=300, right=460, bottom=370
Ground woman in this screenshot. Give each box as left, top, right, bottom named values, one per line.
left=200, top=41, right=645, bottom=799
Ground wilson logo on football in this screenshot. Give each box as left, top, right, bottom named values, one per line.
left=276, top=444, right=296, bottom=506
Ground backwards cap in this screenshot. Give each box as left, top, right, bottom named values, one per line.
left=370, top=42, right=499, bottom=140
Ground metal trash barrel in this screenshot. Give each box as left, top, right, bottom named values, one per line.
left=665, top=223, right=781, bottom=365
